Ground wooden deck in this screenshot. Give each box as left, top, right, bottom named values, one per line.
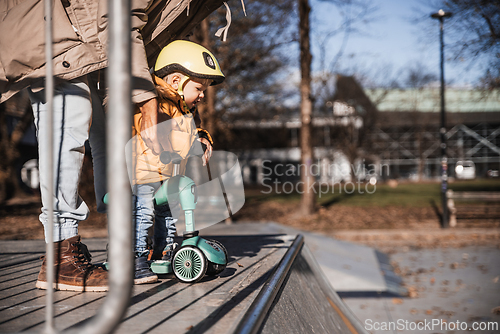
left=0, top=224, right=293, bottom=333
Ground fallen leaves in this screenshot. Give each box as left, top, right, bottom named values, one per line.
left=406, top=286, right=419, bottom=298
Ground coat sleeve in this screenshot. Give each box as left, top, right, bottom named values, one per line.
left=97, top=0, right=157, bottom=104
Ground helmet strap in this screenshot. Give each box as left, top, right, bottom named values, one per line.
left=177, top=76, right=190, bottom=98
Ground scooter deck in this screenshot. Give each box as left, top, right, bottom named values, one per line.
left=102, top=260, right=174, bottom=274
left=150, top=260, right=173, bottom=274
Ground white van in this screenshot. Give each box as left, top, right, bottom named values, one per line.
left=455, top=160, right=476, bottom=180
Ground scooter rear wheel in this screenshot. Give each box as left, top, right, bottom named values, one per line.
left=173, top=246, right=207, bottom=283
left=206, top=239, right=228, bottom=276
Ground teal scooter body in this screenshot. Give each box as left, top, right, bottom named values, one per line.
left=150, top=171, right=228, bottom=282
left=181, top=236, right=227, bottom=265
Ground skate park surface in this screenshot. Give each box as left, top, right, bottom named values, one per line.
left=0, top=222, right=370, bottom=333
left=1, top=222, right=499, bottom=333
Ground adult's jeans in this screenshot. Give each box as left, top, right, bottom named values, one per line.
left=29, top=75, right=106, bottom=242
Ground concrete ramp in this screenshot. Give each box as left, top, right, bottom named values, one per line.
left=253, top=223, right=405, bottom=296
left=254, top=242, right=367, bottom=334
left=304, top=232, right=387, bottom=292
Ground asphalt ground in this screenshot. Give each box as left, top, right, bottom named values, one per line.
left=342, top=245, right=500, bottom=334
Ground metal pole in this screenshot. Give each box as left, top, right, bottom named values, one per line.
left=66, top=0, right=134, bottom=332
left=439, top=17, right=449, bottom=228
left=86, top=0, right=134, bottom=330
left=104, top=0, right=135, bottom=325
left=44, top=0, right=55, bottom=332
left=431, top=9, right=452, bottom=228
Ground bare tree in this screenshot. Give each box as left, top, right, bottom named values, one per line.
left=422, top=0, right=500, bottom=88
left=480, top=59, right=500, bottom=88
left=299, top=0, right=315, bottom=215
left=403, top=62, right=438, bottom=88
left=299, top=0, right=377, bottom=214
left=313, top=0, right=378, bottom=108
left=191, top=0, right=297, bottom=149
left=192, top=19, right=218, bottom=137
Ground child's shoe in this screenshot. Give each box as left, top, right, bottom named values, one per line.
left=149, top=243, right=177, bottom=274
left=134, top=252, right=158, bottom=284
left=161, top=243, right=178, bottom=262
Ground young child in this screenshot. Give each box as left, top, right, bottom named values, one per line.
left=131, top=40, right=225, bottom=284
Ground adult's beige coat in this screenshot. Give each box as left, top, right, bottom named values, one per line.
left=0, top=0, right=225, bottom=103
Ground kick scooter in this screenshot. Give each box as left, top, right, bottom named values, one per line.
left=150, top=152, right=228, bottom=283
left=103, top=153, right=228, bottom=283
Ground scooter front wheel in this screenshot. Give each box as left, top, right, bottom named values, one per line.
left=173, top=246, right=207, bottom=283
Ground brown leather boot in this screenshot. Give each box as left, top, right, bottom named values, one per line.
left=36, top=235, right=108, bottom=292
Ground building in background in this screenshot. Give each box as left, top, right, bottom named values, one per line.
left=366, top=88, right=500, bottom=180
left=233, top=77, right=500, bottom=186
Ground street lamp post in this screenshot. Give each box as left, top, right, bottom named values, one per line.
left=431, top=9, right=452, bottom=228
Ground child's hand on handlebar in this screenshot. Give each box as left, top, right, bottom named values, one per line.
left=198, top=138, right=212, bottom=166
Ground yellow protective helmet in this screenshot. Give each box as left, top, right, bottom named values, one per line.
left=154, top=40, right=225, bottom=86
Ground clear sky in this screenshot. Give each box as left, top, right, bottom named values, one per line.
left=310, top=0, right=484, bottom=87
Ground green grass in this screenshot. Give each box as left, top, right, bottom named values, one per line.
left=448, top=179, right=500, bottom=192
left=244, top=179, right=500, bottom=208
left=317, top=182, right=441, bottom=207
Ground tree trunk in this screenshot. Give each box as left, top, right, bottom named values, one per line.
left=193, top=19, right=217, bottom=138
left=299, top=0, right=315, bottom=216
left=0, top=99, right=34, bottom=202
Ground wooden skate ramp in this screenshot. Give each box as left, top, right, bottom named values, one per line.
left=0, top=223, right=366, bottom=334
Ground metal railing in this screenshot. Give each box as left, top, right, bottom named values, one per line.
left=43, top=0, right=133, bottom=333
left=233, top=234, right=305, bottom=334
left=43, top=0, right=55, bottom=330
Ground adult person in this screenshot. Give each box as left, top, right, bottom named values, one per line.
left=0, top=0, right=222, bottom=291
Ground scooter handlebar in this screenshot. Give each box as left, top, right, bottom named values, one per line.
left=160, top=151, right=183, bottom=164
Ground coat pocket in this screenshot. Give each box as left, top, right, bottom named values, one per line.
left=0, top=0, right=81, bottom=81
